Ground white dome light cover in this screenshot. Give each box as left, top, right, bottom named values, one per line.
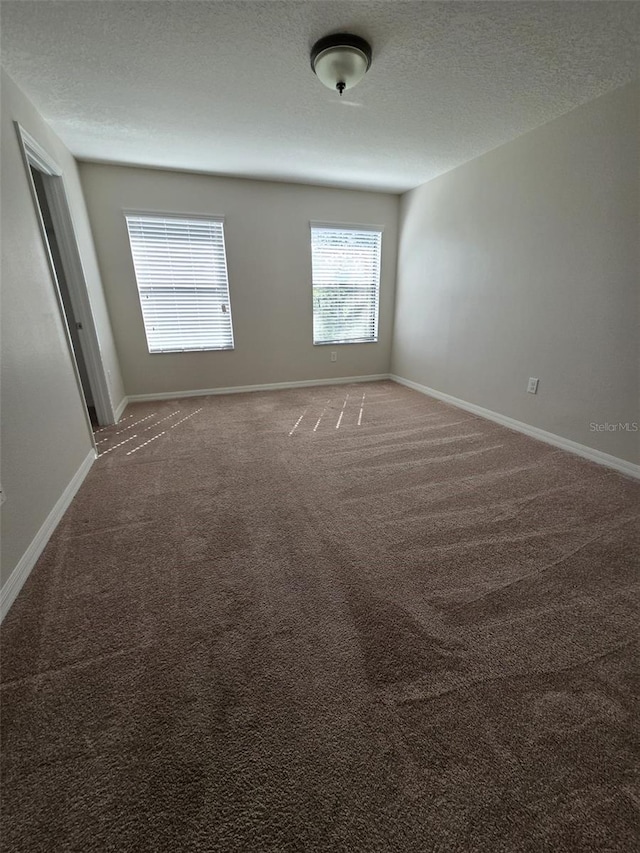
left=310, top=33, right=372, bottom=96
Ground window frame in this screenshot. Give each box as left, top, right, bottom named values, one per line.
left=124, top=209, right=234, bottom=355
left=309, top=221, right=383, bottom=347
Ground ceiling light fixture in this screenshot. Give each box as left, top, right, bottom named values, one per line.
left=310, top=33, right=372, bottom=97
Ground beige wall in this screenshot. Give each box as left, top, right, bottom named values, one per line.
left=79, top=163, right=399, bottom=396
left=391, top=82, right=639, bottom=464
left=0, top=71, right=124, bottom=588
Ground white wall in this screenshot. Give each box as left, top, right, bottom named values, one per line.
left=0, top=71, right=125, bottom=589
left=79, top=163, right=399, bottom=396
left=391, top=82, right=639, bottom=465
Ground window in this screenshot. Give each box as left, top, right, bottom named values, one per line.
left=125, top=213, right=234, bottom=353
left=310, top=224, right=381, bottom=345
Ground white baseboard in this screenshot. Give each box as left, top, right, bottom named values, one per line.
left=0, top=449, right=96, bottom=622
left=390, top=375, right=640, bottom=480
left=113, top=396, right=128, bottom=422
left=127, top=374, right=390, bottom=403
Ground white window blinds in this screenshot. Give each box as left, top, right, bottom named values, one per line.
left=310, top=225, right=381, bottom=345
left=125, top=214, right=234, bottom=353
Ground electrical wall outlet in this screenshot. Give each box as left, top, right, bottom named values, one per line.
left=330, top=351, right=337, bottom=362
left=527, top=377, right=539, bottom=394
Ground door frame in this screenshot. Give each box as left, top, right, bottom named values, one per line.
left=14, top=121, right=114, bottom=429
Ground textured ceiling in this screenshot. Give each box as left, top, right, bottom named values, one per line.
left=2, top=1, right=638, bottom=193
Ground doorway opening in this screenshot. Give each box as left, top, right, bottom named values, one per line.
left=30, top=167, right=98, bottom=427
left=15, top=122, right=114, bottom=435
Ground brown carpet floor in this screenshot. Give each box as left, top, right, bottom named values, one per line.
left=1, top=380, right=638, bottom=852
